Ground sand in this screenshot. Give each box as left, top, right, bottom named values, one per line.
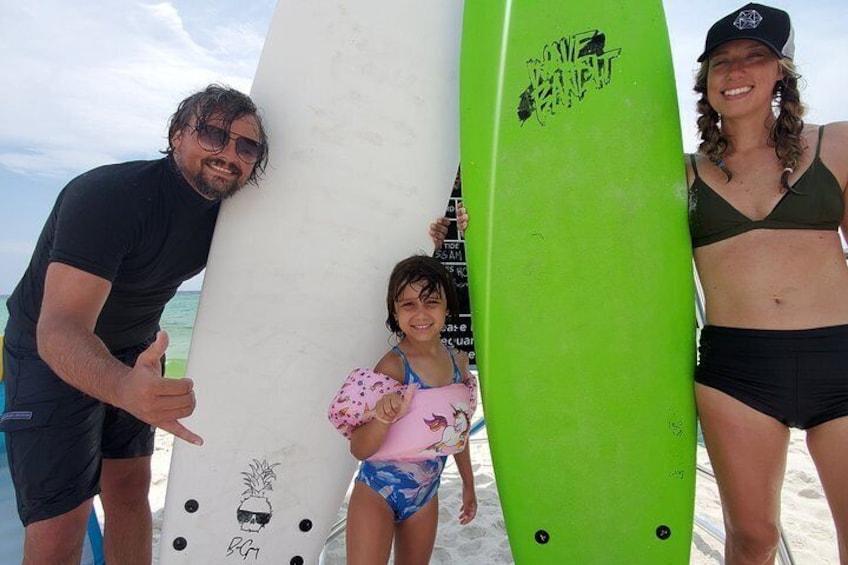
left=149, top=425, right=840, bottom=564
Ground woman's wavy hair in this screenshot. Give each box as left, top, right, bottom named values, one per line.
left=694, top=57, right=805, bottom=192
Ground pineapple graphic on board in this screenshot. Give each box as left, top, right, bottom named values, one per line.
left=236, top=459, right=280, bottom=532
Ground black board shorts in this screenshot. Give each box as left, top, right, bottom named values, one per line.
left=695, top=324, right=848, bottom=430
left=1, top=337, right=158, bottom=526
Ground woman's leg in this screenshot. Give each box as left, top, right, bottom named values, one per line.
left=697, top=384, right=790, bottom=565
left=806, top=416, right=848, bottom=564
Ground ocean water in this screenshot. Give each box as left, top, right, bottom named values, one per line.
left=159, top=292, right=200, bottom=377
left=0, top=291, right=199, bottom=378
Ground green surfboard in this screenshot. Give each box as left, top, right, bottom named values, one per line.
left=460, top=1, right=696, bottom=563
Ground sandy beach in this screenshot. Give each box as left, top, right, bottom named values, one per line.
left=148, top=420, right=839, bottom=565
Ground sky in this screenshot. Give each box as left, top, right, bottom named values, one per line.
left=1, top=0, right=845, bottom=295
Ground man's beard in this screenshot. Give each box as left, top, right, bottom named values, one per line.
left=191, top=169, right=242, bottom=201
left=175, top=154, right=245, bottom=201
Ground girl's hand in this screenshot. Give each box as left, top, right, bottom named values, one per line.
left=374, top=384, right=417, bottom=424
left=459, top=485, right=477, bottom=525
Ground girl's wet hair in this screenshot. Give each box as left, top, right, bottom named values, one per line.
left=385, top=255, right=460, bottom=338
left=164, top=83, right=269, bottom=184
left=694, top=57, right=805, bottom=192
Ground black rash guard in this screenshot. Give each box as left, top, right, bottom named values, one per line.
left=4, top=157, right=220, bottom=352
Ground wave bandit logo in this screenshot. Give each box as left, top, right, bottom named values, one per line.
left=518, top=30, right=621, bottom=126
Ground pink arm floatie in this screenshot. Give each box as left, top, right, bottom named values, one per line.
left=327, top=368, right=478, bottom=461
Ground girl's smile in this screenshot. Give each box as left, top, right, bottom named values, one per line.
left=394, top=281, right=447, bottom=341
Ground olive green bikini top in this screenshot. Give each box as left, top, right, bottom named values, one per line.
left=688, top=126, right=844, bottom=248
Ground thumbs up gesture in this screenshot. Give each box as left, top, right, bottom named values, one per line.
left=374, top=384, right=418, bottom=425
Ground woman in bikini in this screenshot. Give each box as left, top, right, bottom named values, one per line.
left=688, top=4, right=848, bottom=563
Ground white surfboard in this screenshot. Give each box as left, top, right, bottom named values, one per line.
left=158, top=1, right=463, bottom=563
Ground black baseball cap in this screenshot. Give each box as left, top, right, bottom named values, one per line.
left=698, top=3, right=794, bottom=62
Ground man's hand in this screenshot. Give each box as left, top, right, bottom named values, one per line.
left=117, top=331, right=203, bottom=445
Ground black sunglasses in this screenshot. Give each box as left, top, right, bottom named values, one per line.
left=192, top=123, right=263, bottom=164
left=237, top=510, right=271, bottom=525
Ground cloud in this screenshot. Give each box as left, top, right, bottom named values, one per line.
left=0, top=0, right=273, bottom=293
left=0, top=1, right=266, bottom=178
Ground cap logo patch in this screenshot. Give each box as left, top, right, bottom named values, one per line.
left=733, top=9, right=763, bottom=30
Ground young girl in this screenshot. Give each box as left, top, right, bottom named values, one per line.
left=328, top=254, right=477, bottom=565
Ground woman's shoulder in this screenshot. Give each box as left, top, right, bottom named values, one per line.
left=817, top=122, right=848, bottom=184
left=684, top=152, right=702, bottom=187
left=807, top=121, right=848, bottom=143
left=820, top=121, right=848, bottom=141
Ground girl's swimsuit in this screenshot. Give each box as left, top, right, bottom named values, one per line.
left=355, top=346, right=463, bottom=522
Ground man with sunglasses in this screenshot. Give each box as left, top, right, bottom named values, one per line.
left=1, top=84, right=268, bottom=564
